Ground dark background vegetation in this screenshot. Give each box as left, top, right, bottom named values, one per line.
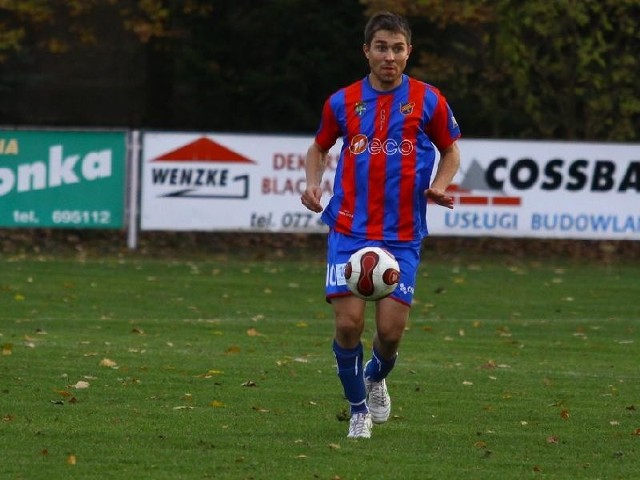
left=0, top=0, right=638, bottom=257
left=1, top=0, right=638, bottom=140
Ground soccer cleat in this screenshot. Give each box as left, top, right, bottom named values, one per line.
left=365, top=377, right=391, bottom=424
left=347, top=412, right=373, bottom=438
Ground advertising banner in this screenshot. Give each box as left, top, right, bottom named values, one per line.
left=140, top=132, right=340, bottom=232
left=0, top=130, right=127, bottom=228
left=140, top=133, right=639, bottom=240
left=429, top=139, right=639, bottom=240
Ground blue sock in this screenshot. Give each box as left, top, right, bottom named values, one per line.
left=333, top=340, right=367, bottom=414
left=364, top=346, right=397, bottom=382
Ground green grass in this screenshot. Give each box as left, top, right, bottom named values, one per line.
left=1, top=251, right=639, bottom=479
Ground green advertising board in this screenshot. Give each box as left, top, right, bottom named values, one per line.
left=0, top=130, right=126, bottom=229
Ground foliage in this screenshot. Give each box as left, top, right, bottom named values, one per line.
left=0, top=0, right=638, bottom=140
left=361, top=0, right=640, bottom=141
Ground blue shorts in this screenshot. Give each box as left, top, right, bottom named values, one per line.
left=325, top=229, right=422, bottom=306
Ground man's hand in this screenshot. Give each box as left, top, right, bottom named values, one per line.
left=425, top=188, right=455, bottom=209
left=301, top=186, right=324, bottom=213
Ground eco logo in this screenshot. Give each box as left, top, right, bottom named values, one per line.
left=151, top=137, right=256, bottom=199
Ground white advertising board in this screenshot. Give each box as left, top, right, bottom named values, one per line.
left=140, top=133, right=639, bottom=240
left=140, top=132, right=339, bottom=232
left=430, top=139, right=639, bottom=240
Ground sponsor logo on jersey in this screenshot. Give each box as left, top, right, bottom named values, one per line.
left=348, top=135, right=414, bottom=156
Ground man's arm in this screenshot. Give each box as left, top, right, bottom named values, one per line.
left=425, top=141, right=460, bottom=209
left=301, top=141, right=328, bottom=213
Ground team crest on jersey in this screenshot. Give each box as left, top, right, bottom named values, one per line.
left=355, top=102, right=367, bottom=117
left=400, top=102, right=415, bottom=115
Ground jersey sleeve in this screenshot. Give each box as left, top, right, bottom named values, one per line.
left=425, top=90, right=461, bottom=150
left=314, top=97, right=341, bottom=151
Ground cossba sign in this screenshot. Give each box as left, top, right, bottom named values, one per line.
left=427, top=139, right=640, bottom=240
left=486, top=157, right=638, bottom=192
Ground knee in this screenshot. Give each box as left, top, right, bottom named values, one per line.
left=376, top=323, right=404, bottom=346
left=335, top=312, right=365, bottom=345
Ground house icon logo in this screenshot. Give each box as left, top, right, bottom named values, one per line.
left=431, top=159, right=522, bottom=207
left=151, top=137, right=255, bottom=199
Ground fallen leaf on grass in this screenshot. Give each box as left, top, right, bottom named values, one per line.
left=632, top=428, right=640, bottom=436
left=2, top=343, right=12, bottom=356
left=547, top=436, right=559, bottom=444
left=560, top=409, right=570, bottom=420
left=99, top=358, right=117, bottom=368
left=479, top=360, right=497, bottom=369
left=246, top=328, right=262, bottom=337
left=328, top=443, right=340, bottom=450
left=54, top=389, right=72, bottom=398
left=209, top=400, right=225, bottom=408
left=225, top=345, right=241, bottom=354
left=241, top=380, right=257, bottom=387
left=72, top=381, right=90, bottom=389
left=67, top=454, right=76, bottom=465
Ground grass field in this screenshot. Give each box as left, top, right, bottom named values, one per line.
left=1, top=247, right=639, bottom=479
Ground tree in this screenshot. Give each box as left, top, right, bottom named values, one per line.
left=1, top=0, right=638, bottom=140
left=362, top=0, right=640, bottom=141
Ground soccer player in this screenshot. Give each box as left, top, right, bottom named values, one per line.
left=301, top=11, right=461, bottom=438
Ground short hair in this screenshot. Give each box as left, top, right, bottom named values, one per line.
left=364, top=12, right=412, bottom=46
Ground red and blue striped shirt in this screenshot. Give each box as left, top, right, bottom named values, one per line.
left=315, top=74, right=461, bottom=241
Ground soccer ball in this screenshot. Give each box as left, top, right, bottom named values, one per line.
left=344, top=247, right=400, bottom=301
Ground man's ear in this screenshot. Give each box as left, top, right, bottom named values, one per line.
left=363, top=43, right=370, bottom=59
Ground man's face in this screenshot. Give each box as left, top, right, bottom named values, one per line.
left=364, top=30, right=412, bottom=91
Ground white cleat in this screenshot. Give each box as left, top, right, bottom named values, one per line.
left=347, top=412, right=373, bottom=438
left=365, top=377, right=391, bottom=424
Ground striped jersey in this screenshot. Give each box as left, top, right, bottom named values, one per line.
left=315, top=74, right=461, bottom=241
